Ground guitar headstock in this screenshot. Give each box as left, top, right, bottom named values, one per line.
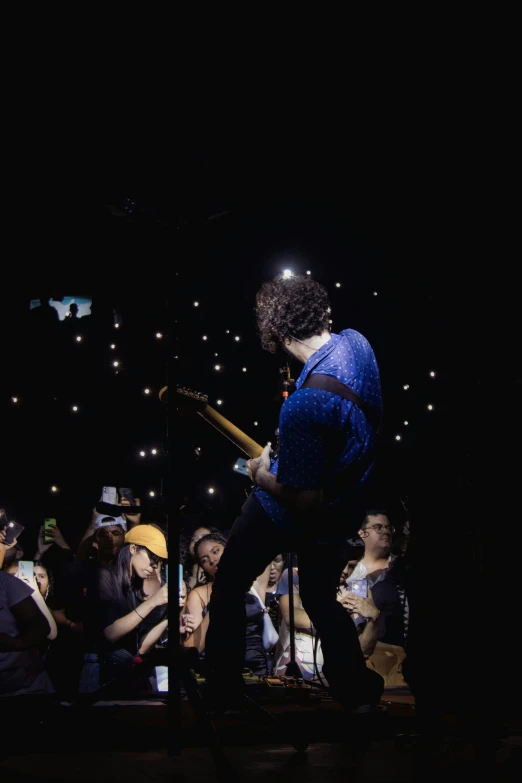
left=176, top=385, right=209, bottom=411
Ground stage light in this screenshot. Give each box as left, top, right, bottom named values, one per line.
left=242, top=367, right=247, bottom=372
left=427, top=404, right=434, bottom=411
left=12, top=397, right=18, bottom=403
left=254, top=421, right=258, bottom=426
left=225, top=330, right=230, bottom=334
left=335, top=282, right=341, bottom=288
left=214, top=352, right=218, bottom=357
left=144, top=388, right=150, bottom=394
left=193, top=301, right=199, bottom=307
left=115, top=323, right=120, bottom=328
left=234, top=336, right=240, bottom=341
left=208, top=487, right=215, bottom=494
left=139, top=451, right=146, bottom=457
left=113, top=361, right=119, bottom=367
left=110, top=344, right=116, bottom=349
left=283, top=269, right=293, bottom=279
left=404, top=421, right=409, bottom=426
left=395, top=434, right=402, bottom=441
left=373, top=292, right=378, bottom=296
left=202, top=335, right=208, bottom=340
left=156, top=332, right=163, bottom=339
left=75, top=335, right=82, bottom=342
left=151, top=449, right=158, bottom=455
left=149, top=491, right=155, bottom=497
left=72, top=406, right=78, bottom=412
left=403, top=384, right=409, bottom=390
left=429, top=371, right=436, bottom=377
left=306, top=270, right=311, bottom=275
left=215, top=364, right=221, bottom=371
left=216, top=400, right=223, bottom=405
left=50, top=486, right=58, bottom=493
left=174, top=355, right=179, bottom=359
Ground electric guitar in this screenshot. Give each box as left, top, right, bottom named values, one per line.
left=176, top=386, right=264, bottom=460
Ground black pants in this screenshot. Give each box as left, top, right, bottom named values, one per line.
left=205, top=493, right=383, bottom=707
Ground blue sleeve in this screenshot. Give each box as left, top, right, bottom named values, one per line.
left=276, top=390, right=328, bottom=490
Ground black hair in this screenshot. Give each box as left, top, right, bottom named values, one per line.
left=194, top=532, right=228, bottom=564
left=255, top=274, right=331, bottom=353
left=34, top=560, right=55, bottom=608
left=361, top=509, right=390, bottom=529
left=180, top=525, right=223, bottom=582
left=111, top=543, right=156, bottom=607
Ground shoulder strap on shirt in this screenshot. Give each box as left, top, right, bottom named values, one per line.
left=301, top=373, right=381, bottom=431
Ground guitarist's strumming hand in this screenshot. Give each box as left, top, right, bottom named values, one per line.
left=246, top=445, right=272, bottom=483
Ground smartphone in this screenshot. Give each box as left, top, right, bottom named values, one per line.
left=18, top=560, right=34, bottom=583
left=234, top=458, right=250, bottom=477
left=0, top=520, right=25, bottom=546
left=102, top=486, right=118, bottom=505
left=44, top=518, right=57, bottom=543
left=119, top=487, right=135, bottom=505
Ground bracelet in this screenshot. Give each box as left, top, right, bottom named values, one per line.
left=135, top=608, right=144, bottom=620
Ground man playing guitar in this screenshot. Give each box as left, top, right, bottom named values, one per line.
left=205, top=273, right=384, bottom=712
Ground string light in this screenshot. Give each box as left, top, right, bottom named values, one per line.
left=403, top=384, right=409, bottom=390
left=234, top=336, right=240, bottom=341
left=427, top=404, right=434, bottom=411
left=75, top=335, right=82, bottom=342
left=216, top=400, right=223, bottom=405
left=113, top=361, right=119, bottom=367
left=156, top=332, right=163, bottom=339
left=429, top=371, right=436, bottom=377
left=225, top=330, right=230, bottom=334
left=208, top=487, right=215, bottom=494
left=335, top=282, right=341, bottom=288
left=139, top=451, right=146, bottom=457
left=242, top=367, right=247, bottom=372
left=373, top=292, right=378, bottom=296
left=71, top=406, right=78, bottom=412
left=202, top=335, right=208, bottom=341
left=214, top=364, right=221, bottom=371
left=50, top=486, right=58, bottom=493
left=395, top=434, right=402, bottom=441
left=151, top=449, right=157, bottom=455
left=404, top=421, right=409, bottom=426
left=115, top=323, right=120, bottom=328
left=193, top=302, right=199, bottom=307
left=110, top=344, right=116, bottom=350
left=306, top=270, right=311, bottom=275
left=214, top=353, right=218, bottom=357
left=12, top=397, right=19, bottom=403
left=149, top=491, right=155, bottom=497
left=144, top=388, right=150, bottom=394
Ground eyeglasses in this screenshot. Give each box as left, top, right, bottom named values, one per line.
left=146, top=549, right=161, bottom=567
left=365, top=524, right=395, bottom=534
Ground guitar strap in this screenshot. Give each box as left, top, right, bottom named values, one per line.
left=300, top=374, right=381, bottom=432
left=300, top=374, right=381, bottom=505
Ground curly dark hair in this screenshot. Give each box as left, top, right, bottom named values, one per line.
left=255, top=274, right=331, bottom=353
left=194, top=531, right=228, bottom=563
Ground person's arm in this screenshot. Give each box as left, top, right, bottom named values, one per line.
left=279, top=592, right=313, bottom=630
left=182, top=587, right=206, bottom=634
left=138, top=619, right=168, bottom=655
left=52, top=608, right=83, bottom=634
left=34, top=525, right=72, bottom=560
left=76, top=507, right=99, bottom=561
left=120, top=496, right=141, bottom=530
left=338, top=588, right=380, bottom=658
left=248, top=443, right=323, bottom=515
left=30, top=586, right=58, bottom=640
left=358, top=615, right=380, bottom=658
left=0, top=596, right=50, bottom=652
left=103, top=584, right=168, bottom=643
left=253, top=562, right=271, bottom=605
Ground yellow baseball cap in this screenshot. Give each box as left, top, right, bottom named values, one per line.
left=125, top=525, right=168, bottom=560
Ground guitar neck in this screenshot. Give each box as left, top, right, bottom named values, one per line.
left=198, top=405, right=264, bottom=458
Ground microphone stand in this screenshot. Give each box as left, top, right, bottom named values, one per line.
left=278, top=364, right=301, bottom=679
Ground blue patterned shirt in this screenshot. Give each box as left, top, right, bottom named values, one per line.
left=254, top=329, right=382, bottom=529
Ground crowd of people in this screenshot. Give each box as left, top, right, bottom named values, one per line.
left=179, top=508, right=410, bottom=691
left=0, top=494, right=168, bottom=699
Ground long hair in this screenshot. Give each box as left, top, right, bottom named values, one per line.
left=194, top=532, right=228, bottom=564
left=34, top=560, right=54, bottom=608
left=111, top=544, right=148, bottom=607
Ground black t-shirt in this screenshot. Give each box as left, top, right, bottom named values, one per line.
left=92, top=567, right=166, bottom=656
left=370, top=558, right=408, bottom=648
left=55, top=559, right=101, bottom=652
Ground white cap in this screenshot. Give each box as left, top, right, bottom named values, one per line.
left=94, top=515, right=127, bottom=531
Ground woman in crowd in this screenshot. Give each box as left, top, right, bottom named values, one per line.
left=183, top=532, right=275, bottom=676
left=181, top=525, right=222, bottom=590
left=90, top=524, right=169, bottom=688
